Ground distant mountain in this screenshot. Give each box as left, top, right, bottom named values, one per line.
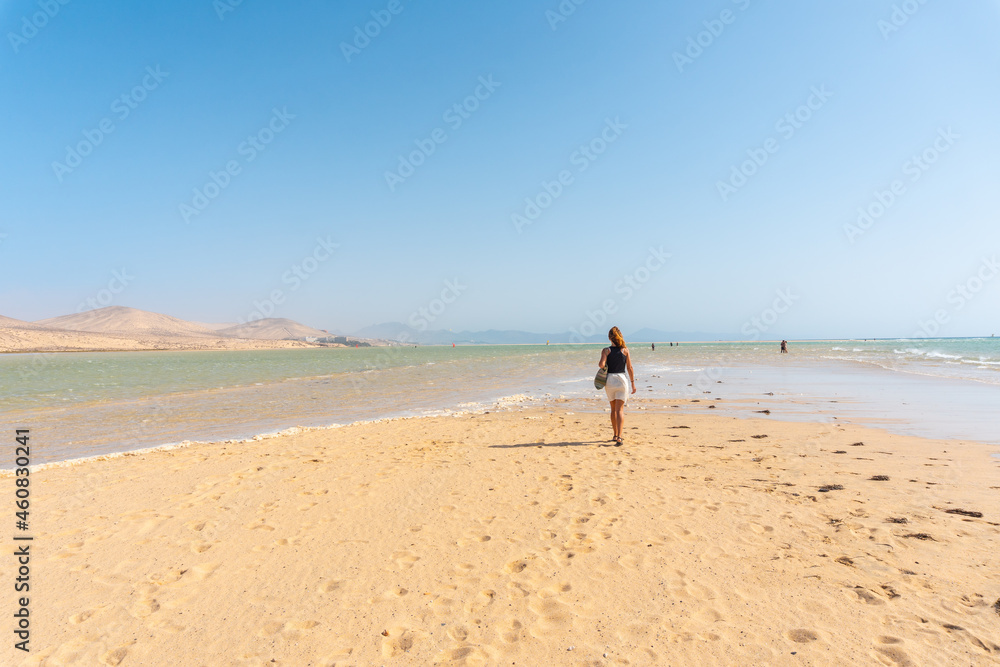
left=193, top=321, right=238, bottom=331
left=0, top=315, right=39, bottom=329
left=37, top=306, right=218, bottom=338
left=354, top=322, right=731, bottom=345
left=353, top=322, right=421, bottom=341
left=218, top=318, right=329, bottom=340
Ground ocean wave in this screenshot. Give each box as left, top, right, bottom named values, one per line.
left=926, top=352, right=963, bottom=360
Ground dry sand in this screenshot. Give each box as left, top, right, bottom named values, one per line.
left=5, top=404, right=999, bottom=666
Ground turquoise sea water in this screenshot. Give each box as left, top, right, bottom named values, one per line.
left=1, top=338, right=998, bottom=467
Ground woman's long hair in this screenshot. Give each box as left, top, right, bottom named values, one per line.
left=608, top=326, right=627, bottom=349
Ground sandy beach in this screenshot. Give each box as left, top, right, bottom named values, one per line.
left=7, top=402, right=999, bottom=666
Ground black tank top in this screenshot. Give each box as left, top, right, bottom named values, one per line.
left=606, top=346, right=626, bottom=374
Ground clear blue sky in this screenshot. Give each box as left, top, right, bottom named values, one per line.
left=2, top=0, right=998, bottom=338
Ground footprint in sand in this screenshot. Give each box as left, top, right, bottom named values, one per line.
left=392, top=551, right=420, bottom=569
left=129, top=598, right=160, bottom=618
left=847, top=586, right=885, bottom=606
left=100, top=646, right=131, bottom=666
left=500, top=618, right=524, bottom=644
left=189, top=540, right=214, bottom=554
left=504, top=559, right=528, bottom=574
left=190, top=562, right=220, bottom=580
left=259, top=619, right=318, bottom=639
left=528, top=597, right=573, bottom=637
left=431, top=595, right=458, bottom=615
left=700, top=545, right=728, bottom=560
left=150, top=618, right=186, bottom=634
left=432, top=645, right=490, bottom=665
left=618, top=553, right=644, bottom=569
left=465, top=590, right=496, bottom=613
left=147, top=569, right=185, bottom=586
left=243, top=521, right=275, bottom=531
left=453, top=562, right=476, bottom=576
left=69, top=609, right=97, bottom=624
left=786, top=629, right=818, bottom=643
left=872, top=646, right=914, bottom=666
left=318, top=647, right=354, bottom=665
left=380, top=626, right=425, bottom=658
left=540, top=582, right=572, bottom=597
left=318, top=579, right=344, bottom=594
left=506, top=582, right=530, bottom=598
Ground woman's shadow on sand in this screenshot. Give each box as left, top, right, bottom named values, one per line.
left=490, top=440, right=615, bottom=448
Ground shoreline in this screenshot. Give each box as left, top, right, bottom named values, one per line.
left=15, top=405, right=1000, bottom=665
left=7, top=395, right=1000, bottom=475
left=4, top=343, right=999, bottom=469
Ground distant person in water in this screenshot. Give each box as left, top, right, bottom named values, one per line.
left=599, top=326, right=636, bottom=446
left=651, top=342, right=655, bottom=351
left=780, top=340, right=788, bottom=353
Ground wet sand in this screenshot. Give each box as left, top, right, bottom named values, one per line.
left=6, top=403, right=1000, bottom=665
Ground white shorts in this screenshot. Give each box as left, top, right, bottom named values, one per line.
left=604, top=372, right=630, bottom=403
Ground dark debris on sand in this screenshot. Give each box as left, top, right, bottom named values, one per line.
left=944, top=508, right=983, bottom=518
left=751, top=434, right=768, bottom=439
left=881, top=585, right=900, bottom=599
left=818, top=484, right=844, bottom=492
left=902, top=533, right=935, bottom=541
left=850, top=442, right=865, bottom=446
left=869, top=475, right=890, bottom=481
left=993, top=599, right=1000, bottom=616
left=754, top=410, right=770, bottom=414
left=886, top=517, right=908, bottom=524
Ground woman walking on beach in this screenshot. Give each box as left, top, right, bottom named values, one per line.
left=599, top=327, right=636, bottom=445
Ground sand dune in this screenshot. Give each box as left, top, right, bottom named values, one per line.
left=36, top=306, right=219, bottom=338
left=0, top=325, right=316, bottom=353
left=14, top=403, right=999, bottom=665
left=217, top=318, right=329, bottom=340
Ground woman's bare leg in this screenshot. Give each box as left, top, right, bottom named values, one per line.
left=610, top=400, right=624, bottom=439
